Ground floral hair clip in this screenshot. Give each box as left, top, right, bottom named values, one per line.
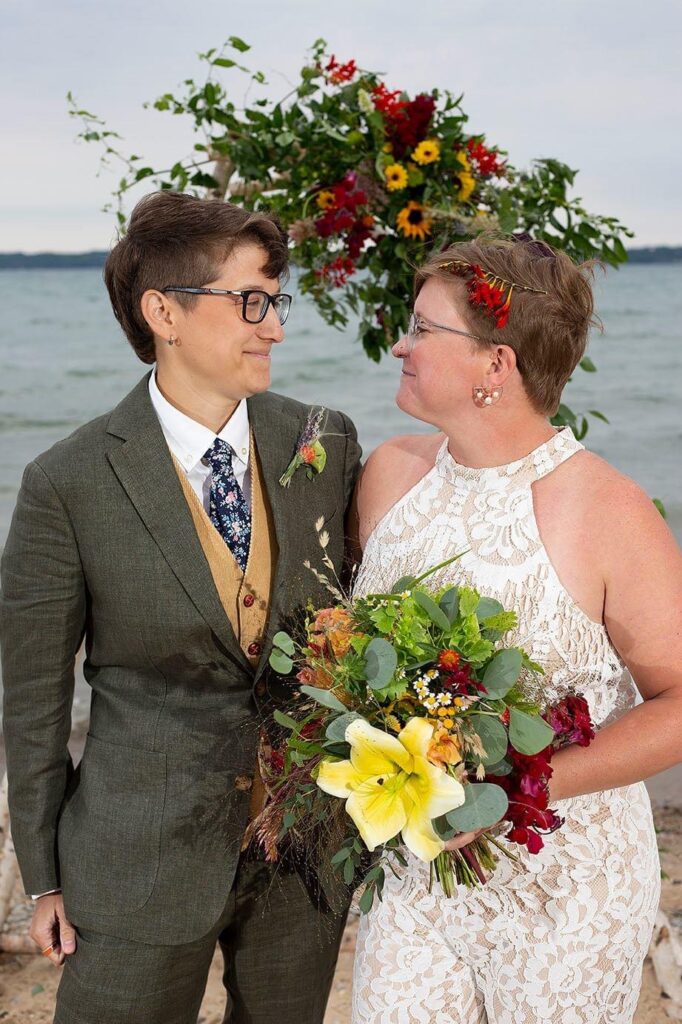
left=438, top=260, right=547, bottom=330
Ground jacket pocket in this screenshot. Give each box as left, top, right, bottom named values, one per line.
left=57, top=733, right=167, bottom=915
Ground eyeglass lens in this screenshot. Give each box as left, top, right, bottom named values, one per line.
left=242, top=291, right=291, bottom=325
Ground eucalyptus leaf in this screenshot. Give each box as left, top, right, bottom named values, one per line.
left=475, top=596, right=504, bottom=621
left=272, top=631, right=295, bottom=655
left=446, top=783, right=509, bottom=832
left=269, top=649, right=293, bottom=675
left=364, top=638, right=398, bottom=689
left=484, top=757, right=513, bottom=776
left=414, top=591, right=451, bottom=632
left=509, top=708, right=555, bottom=755
left=299, top=685, right=347, bottom=712
left=470, top=714, right=508, bottom=765
left=273, top=708, right=302, bottom=733
left=326, top=712, right=362, bottom=743
left=482, top=649, right=523, bottom=698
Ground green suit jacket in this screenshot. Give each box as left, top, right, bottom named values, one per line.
left=0, top=374, right=361, bottom=943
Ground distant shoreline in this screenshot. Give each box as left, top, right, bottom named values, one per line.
left=1, top=246, right=682, bottom=269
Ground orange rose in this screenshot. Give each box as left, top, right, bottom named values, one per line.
left=312, top=607, right=357, bottom=658
left=300, top=445, right=316, bottom=464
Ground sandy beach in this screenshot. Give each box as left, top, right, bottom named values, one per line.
left=1, top=720, right=680, bottom=1024
left=1, top=804, right=680, bottom=1023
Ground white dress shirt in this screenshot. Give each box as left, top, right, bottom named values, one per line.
left=148, top=370, right=251, bottom=512
left=29, top=377, right=251, bottom=901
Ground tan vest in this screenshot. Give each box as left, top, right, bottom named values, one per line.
left=171, top=435, right=277, bottom=819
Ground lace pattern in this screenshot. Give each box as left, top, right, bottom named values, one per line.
left=351, top=429, right=660, bottom=1024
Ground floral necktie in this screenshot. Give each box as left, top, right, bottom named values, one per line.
left=204, top=438, right=251, bottom=571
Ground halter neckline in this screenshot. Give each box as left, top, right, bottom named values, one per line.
left=434, top=427, right=584, bottom=490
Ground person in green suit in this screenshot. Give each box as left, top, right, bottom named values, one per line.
left=1, top=191, right=361, bottom=1023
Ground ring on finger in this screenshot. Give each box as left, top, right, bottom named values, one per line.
left=41, top=945, right=54, bottom=957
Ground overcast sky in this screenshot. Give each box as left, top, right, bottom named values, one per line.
left=1, top=0, right=680, bottom=251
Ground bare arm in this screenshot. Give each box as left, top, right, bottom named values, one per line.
left=549, top=481, right=682, bottom=801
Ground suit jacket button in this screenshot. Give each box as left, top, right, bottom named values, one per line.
left=247, top=641, right=262, bottom=657
left=255, top=680, right=266, bottom=698
left=243, top=593, right=255, bottom=608
left=235, top=775, right=252, bottom=791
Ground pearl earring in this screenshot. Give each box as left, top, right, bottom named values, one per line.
left=473, top=385, right=503, bottom=408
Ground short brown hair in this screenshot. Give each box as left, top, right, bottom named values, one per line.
left=414, top=235, right=600, bottom=415
left=104, top=191, right=289, bottom=363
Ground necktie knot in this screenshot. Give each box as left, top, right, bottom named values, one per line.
left=204, top=438, right=235, bottom=473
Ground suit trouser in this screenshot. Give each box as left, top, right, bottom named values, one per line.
left=54, top=855, right=348, bottom=1024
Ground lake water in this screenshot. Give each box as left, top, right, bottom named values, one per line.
left=0, top=264, right=681, bottom=798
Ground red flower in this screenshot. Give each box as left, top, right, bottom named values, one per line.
left=325, top=56, right=357, bottom=84
left=371, top=83, right=408, bottom=118
left=371, top=86, right=436, bottom=157
left=466, top=138, right=506, bottom=178
left=300, top=445, right=316, bottom=465
left=545, top=694, right=595, bottom=748
left=315, top=255, right=356, bottom=288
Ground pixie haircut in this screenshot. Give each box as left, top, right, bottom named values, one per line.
left=104, top=191, right=289, bottom=364
left=414, top=235, right=600, bottom=416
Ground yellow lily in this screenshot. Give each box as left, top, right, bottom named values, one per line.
left=317, top=717, right=466, bottom=862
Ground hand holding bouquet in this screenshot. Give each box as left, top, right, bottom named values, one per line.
left=255, top=548, right=594, bottom=911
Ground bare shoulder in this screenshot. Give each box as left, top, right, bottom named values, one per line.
left=354, top=432, right=443, bottom=549
left=551, top=448, right=677, bottom=552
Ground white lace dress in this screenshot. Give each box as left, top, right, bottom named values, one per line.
left=351, top=429, right=660, bottom=1024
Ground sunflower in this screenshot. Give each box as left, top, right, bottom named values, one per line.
left=412, top=138, right=441, bottom=165
left=384, top=163, right=408, bottom=191
left=455, top=152, right=476, bottom=202
left=396, top=201, right=433, bottom=241
left=316, top=190, right=336, bottom=210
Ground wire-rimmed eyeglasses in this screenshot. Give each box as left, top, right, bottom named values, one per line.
left=406, top=312, right=483, bottom=344
left=161, top=287, right=292, bottom=325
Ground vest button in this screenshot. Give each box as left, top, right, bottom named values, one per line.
left=234, top=775, right=253, bottom=792
left=243, top=593, right=255, bottom=608
left=247, top=641, right=262, bottom=657
left=255, top=680, right=267, bottom=698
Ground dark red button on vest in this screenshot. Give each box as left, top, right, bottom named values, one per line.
left=247, top=641, right=262, bottom=657
left=243, top=593, right=255, bottom=608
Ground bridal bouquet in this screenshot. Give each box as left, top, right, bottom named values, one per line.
left=253, top=538, right=594, bottom=911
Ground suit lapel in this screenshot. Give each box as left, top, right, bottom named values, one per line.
left=106, top=374, right=249, bottom=671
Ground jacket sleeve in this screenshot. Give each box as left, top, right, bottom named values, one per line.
left=338, top=410, right=362, bottom=510
left=0, top=460, right=86, bottom=894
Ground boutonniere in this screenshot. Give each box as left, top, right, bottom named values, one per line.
left=279, top=407, right=328, bottom=488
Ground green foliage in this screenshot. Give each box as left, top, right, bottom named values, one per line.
left=69, top=38, right=632, bottom=435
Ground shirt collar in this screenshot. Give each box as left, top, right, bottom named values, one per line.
left=149, top=369, right=251, bottom=474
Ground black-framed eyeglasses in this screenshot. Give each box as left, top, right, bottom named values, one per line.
left=161, top=287, right=292, bottom=325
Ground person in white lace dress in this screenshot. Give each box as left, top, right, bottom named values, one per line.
left=350, top=237, right=682, bottom=1024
